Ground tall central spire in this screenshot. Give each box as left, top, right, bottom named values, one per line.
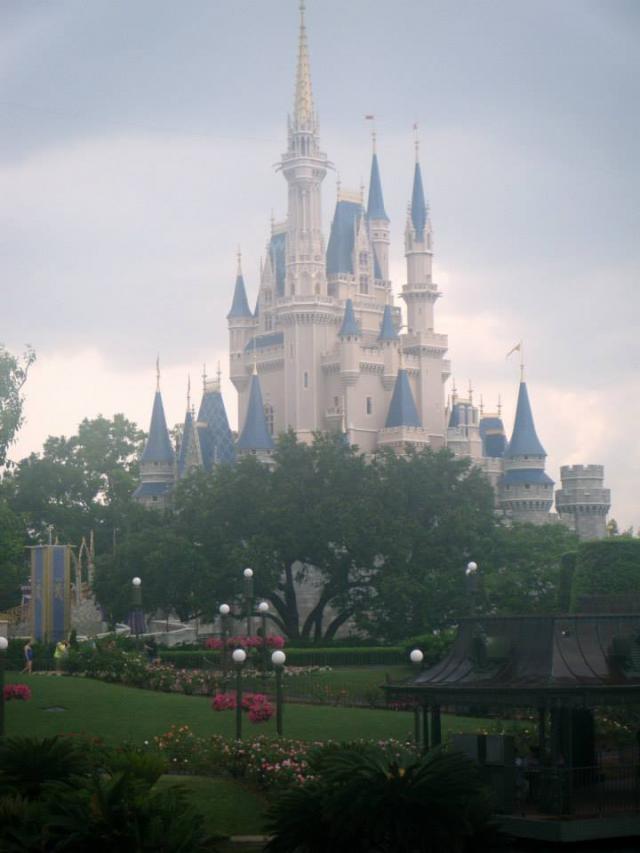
left=293, top=1, right=314, bottom=130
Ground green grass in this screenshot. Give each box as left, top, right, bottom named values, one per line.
left=242, top=665, right=413, bottom=705
left=4, top=672, right=496, bottom=745
left=153, top=775, right=267, bottom=836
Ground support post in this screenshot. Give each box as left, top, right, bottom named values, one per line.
left=0, top=643, right=6, bottom=737
left=537, top=707, right=546, bottom=756
left=422, top=704, right=430, bottom=753
left=235, top=666, right=243, bottom=741
left=431, top=705, right=442, bottom=747
left=414, top=705, right=421, bottom=748
left=275, top=666, right=284, bottom=736
left=261, top=612, right=268, bottom=676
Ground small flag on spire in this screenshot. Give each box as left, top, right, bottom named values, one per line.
left=506, top=342, right=521, bottom=359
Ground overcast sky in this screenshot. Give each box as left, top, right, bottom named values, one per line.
left=2, top=0, right=639, bottom=527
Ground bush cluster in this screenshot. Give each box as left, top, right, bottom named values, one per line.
left=160, top=645, right=406, bottom=669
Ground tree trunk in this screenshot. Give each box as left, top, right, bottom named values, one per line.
left=323, top=607, right=354, bottom=641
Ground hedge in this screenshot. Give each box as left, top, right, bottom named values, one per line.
left=159, top=646, right=406, bottom=669
left=571, top=539, right=640, bottom=612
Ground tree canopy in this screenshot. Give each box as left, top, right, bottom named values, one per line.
left=0, top=344, right=35, bottom=466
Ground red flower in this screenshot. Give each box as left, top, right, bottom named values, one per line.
left=4, top=684, right=32, bottom=702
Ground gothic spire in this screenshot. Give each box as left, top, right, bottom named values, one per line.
left=367, top=150, right=389, bottom=222
left=410, top=160, right=427, bottom=240
left=227, top=251, right=252, bottom=319
left=140, top=388, right=175, bottom=464
left=293, top=1, right=315, bottom=131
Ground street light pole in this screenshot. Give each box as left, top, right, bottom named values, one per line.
left=0, top=636, right=7, bottom=737
left=232, top=648, right=247, bottom=740
left=257, top=601, right=269, bottom=676
left=409, top=648, right=424, bottom=750
left=131, top=577, right=142, bottom=649
left=271, top=650, right=286, bottom=736
left=219, top=603, right=231, bottom=680
left=465, top=561, right=479, bottom=614
left=243, top=568, right=254, bottom=637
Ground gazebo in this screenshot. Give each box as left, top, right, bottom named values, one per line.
left=387, top=614, right=640, bottom=842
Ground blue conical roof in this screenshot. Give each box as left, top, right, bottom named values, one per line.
left=411, top=162, right=427, bottom=240
left=177, top=408, right=200, bottom=476
left=385, top=369, right=421, bottom=428
left=506, top=382, right=546, bottom=457
left=338, top=298, right=360, bottom=337
left=196, top=387, right=236, bottom=466
left=378, top=304, right=398, bottom=341
left=367, top=153, right=389, bottom=222
left=140, top=391, right=175, bottom=464
left=327, top=199, right=363, bottom=275
left=237, top=373, right=275, bottom=451
left=227, top=272, right=252, bottom=319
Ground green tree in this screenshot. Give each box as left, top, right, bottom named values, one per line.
left=570, top=539, right=640, bottom=611
left=0, top=500, right=27, bottom=610
left=0, top=344, right=35, bottom=466
left=1, top=414, right=145, bottom=551
left=93, top=524, right=208, bottom=625
left=357, top=448, right=498, bottom=642
left=481, top=523, right=579, bottom=615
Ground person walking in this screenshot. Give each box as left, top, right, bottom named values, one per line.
left=22, top=640, right=34, bottom=674
left=54, top=640, right=67, bottom=674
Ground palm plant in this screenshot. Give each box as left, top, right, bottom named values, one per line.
left=265, top=746, right=499, bottom=853
left=0, top=736, right=89, bottom=799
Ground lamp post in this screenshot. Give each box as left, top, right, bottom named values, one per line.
left=409, top=648, right=424, bottom=749
left=257, top=601, right=269, bottom=676
left=0, top=636, right=7, bottom=737
left=131, top=577, right=142, bottom=648
left=465, top=561, right=478, bottom=613
left=243, top=568, right=254, bottom=637
left=219, top=603, right=231, bottom=679
left=271, top=650, right=286, bottom=736
left=232, top=648, right=247, bottom=740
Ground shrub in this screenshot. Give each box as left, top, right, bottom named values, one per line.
left=402, top=630, right=455, bottom=666
left=0, top=736, right=90, bottom=798
left=571, top=539, right=640, bottom=611
left=264, top=745, right=496, bottom=853
left=160, top=646, right=405, bottom=669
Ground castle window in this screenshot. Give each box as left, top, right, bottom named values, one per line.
left=264, top=290, right=272, bottom=305
left=359, top=274, right=369, bottom=294
left=359, top=251, right=368, bottom=268
left=265, top=314, right=273, bottom=331
left=264, top=404, right=275, bottom=436
left=304, top=371, right=309, bottom=389
left=366, top=397, right=373, bottom=415
left=334, top=396, right=339, bottom=408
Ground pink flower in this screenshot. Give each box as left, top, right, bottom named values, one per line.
left=4, top=684, right=32, bottom=702
left=212, top=692, right=237, bottom=711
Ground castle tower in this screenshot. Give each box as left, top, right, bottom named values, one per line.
left=499, top=380, right=554, bottom=524
left=228, top=252, right=256, bottom=402
left=133, top=365, right=175, bottom=509
left=400, top=139, right=449, bottom=447
left=366, top=137, right=390, bottom=284
left=379, top=304, right=400, bottom=389
left=478, top=406, right=507, bottom=491
left=556, top=465, right=611, bottom=540
left=446, top=386, right=483, bottom=462
left=279, top=0, right=328, bottom=298
left=237, top=367, right=275, bottom=462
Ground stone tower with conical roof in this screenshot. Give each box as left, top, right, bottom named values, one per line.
left=133, top=365, right=176, bottom=510
left=499, top=380, right=554, bottom=524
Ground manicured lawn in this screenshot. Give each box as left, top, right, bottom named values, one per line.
left=4, top=673, right=496, bottom=744
left=153, top=775, right=267, bottom=836
left=242, top=664, right=413, bottom=705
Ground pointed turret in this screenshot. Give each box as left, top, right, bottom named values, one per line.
left=237, top=369, right=275, bottom=453
left=367, top=152, right=389, bottom=222
left=133, top=368, right=175, bottom=509
left=227, top=253, right=252, bottom=319
left=410, top=161, right=427, bottom=240
left=499, top=380, right=554, bottom=524
left=177, top=406, right=203, bottom=478
left=385, top=369, right=421, bottom=428
left=338, top=298, right=360, bottom=338
left=140, top=391, right=175, bottom=465
left=378, top=304, right=398, bottom=341
left=366, top=138, right=391, bottom=283
left=506, top=382, right=546, bottom=458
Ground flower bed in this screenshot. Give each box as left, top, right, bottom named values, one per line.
left=3, top=683, right=32, bottom=701
left=149, top=725, right=417, bottom=790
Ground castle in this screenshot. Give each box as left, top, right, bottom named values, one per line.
left=133, top=2, right=610, bottom=541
